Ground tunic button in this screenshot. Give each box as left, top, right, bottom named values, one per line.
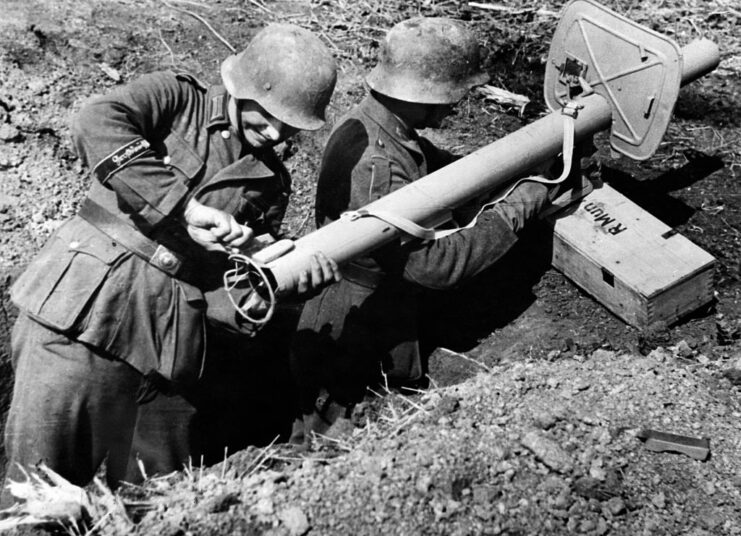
left=69, top=241, right=80, bottom=249
left=377, top=139, right=385, bottom=148
left=221, top=130, right=231, bottom=139
left=163, top=155, right=172, bottom=165
left=159, top=251, right=177, bottom=269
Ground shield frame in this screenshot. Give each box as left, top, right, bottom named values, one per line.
left=544, top=0, right=683, bottom=160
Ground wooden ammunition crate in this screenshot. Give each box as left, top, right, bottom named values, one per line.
left=548, top=183, right=716, bottom=328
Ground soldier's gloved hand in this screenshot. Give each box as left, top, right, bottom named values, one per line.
left=492, top=181, right=550, bottom=234
left=183, top=198, right=254, bottom=252
left=295, top=251, right=341, bottom=295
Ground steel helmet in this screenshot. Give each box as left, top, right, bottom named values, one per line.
left=221, top=24, right=337, bottom=131
left=366, top=17, right=489, bottom=104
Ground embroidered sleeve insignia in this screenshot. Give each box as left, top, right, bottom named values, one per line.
left=93, top=138, right=152, bottom=183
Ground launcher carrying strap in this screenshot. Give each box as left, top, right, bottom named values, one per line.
left=339, top=101, right=581, bottom=241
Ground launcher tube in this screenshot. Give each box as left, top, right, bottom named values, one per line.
left=266, top=39, right=719, bottom=293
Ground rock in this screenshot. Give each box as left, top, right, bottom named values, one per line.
left=572, top=378, right=591, bottom=392
left=595, top=517, right=609, bottom=535
left=201, top=491, right=240, bottom=514
left=0, top=124, right=21, bottom=142
left=591, top=349, right=616, bottom=361
left=650, top=491, right=666, bottom=509
left=551, top=491, right=573, bottom=510
left=279, top=506, right=310, bottom=536
left=0, top=193, right=20, bottom=211
left=521, top=430, right=574, bottom=473
left=161, top=525, right=185, bottom=536
left=0, top=148, right=24, bottom=169
left=27, top=78, right=47, bottom=95
left=422, top=392, right=442, bottom=410
left=473, top=503, right=496, bottom=521
left=254, top=497, right=274, bottom=516
left=647, top=347, right=672, bottom=362
left=723, top=368, right=741, bottom=386
left=577, top=410, right=599, bottom=425
left=415, top=474, right=433, bottom=494
left=532, top=410, right=558, bottom=430
left=606, top=497, right=626, bottom=515
left=717, top=318, right=741, bottom=345
left=674, top=340, right=693, bottom=358
left=702, top=513, right=724, bottom=531
left=472, top=484, right=498, bottom=504
left=546, top=377, right=561, bottom=389
left=437, top=395, right=460, bottom=414
left=589, top=464, right=606, bottom=481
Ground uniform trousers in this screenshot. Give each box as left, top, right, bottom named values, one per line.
left=1, top=314, right=195, bottom=506
left=2, top=311, right=297, bottom=507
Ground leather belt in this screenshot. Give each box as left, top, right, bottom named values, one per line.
left=78, top=197, right=187, bottom=279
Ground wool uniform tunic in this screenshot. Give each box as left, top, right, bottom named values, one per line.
left=3, top=71, right=291, bottom=495
left=291, top=94, right=547, bottom=414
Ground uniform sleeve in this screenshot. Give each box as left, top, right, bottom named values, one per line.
left=397, top=209, right=518, bottom=289
left=71, top=72, right=192, bottom=229
left=373, top=140, right=518, bottom=290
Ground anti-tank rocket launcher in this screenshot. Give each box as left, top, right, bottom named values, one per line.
left=225, top=0, right=721, bottom=325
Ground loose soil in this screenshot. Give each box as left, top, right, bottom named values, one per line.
left=0, top=0, right=740, bottom=534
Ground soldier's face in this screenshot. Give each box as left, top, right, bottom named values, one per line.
left=230, top=99, right=297, bottom=148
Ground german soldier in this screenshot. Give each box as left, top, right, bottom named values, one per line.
left=2, top=23, right=339, bottom=500
left=290, top=17, right=587, bottom=442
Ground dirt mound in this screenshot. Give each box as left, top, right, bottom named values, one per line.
left=132, top=349, right=741, bottom=535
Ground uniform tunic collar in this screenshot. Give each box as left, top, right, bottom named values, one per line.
left=202, top=84, right=284, bottom=180
left=359, top=94, right=423, bottom=156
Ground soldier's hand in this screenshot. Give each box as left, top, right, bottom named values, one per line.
left=295, top=251, right=341, bottom=295
left=184, top=198, right=254, bottom=252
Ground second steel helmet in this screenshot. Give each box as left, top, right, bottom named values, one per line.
left=221, top=24, right=337, bottom=131
left=366, top=17, right=489, bottom=104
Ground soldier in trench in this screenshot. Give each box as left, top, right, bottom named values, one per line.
left=2, top=23, right=341, bottom=502
left=289, top=17, right=593, bottom=443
